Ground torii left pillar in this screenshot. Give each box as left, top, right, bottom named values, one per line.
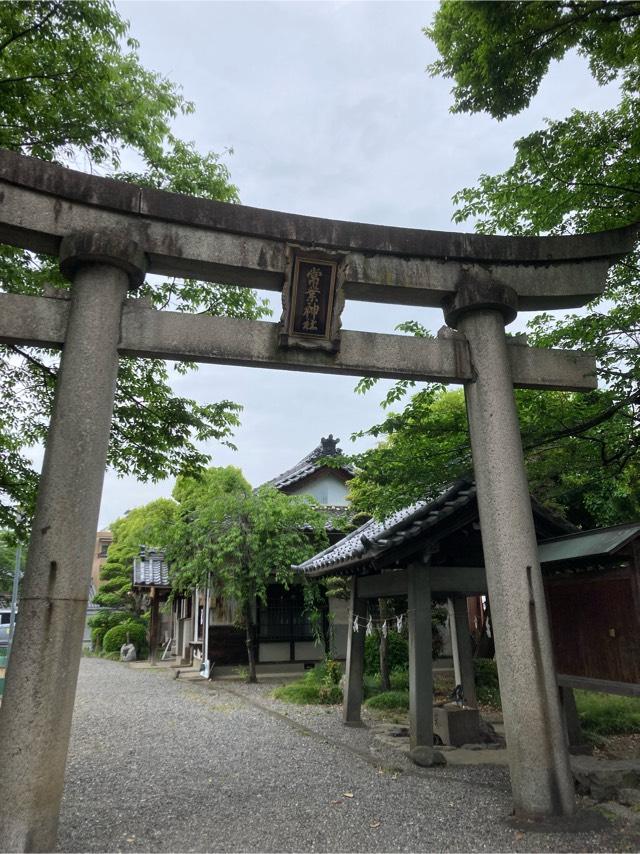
left=0, top=233, right=146, bottom=852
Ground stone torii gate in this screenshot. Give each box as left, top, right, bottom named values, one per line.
left=0, top=149, right=636, bottom=851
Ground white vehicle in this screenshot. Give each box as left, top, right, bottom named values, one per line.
left=0, top=608, right=15, bottom=648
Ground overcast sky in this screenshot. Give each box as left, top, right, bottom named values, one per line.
left=90, top=0, right=620, bottom=528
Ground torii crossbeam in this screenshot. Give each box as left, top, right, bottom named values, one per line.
left=0, top=149, right=636, bottom=851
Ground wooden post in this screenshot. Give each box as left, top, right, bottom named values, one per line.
left=559, top=686, right=585, bottom=752
left=408, top=561, right=433, bottom=751
left=343, top=576, right=366, bottom=726
left=448, top=595, right=477, bottom=707
left=149, top=588, right=160, bottom=664
left=175, top=605, right=184, bottom=665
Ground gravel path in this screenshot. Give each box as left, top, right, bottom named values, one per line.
left=57, top=659, right=637, bottom=853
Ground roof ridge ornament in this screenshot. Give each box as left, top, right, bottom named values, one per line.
left=319, top=434, right=340, bottom=456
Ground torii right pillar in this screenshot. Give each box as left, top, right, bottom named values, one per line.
left=444, top=282, right=575, bottom=819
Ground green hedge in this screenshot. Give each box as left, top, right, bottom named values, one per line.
left=102, top=620, right=148, bottom=657
left=88, top=610, right=130, bottom=651
left=365, top=690, right=410, bottom=711
left=474, top=658, right=501, bottom=708
left=364, top=632, right=409, bottom=675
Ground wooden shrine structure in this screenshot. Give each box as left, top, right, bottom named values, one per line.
left=295, top=481, right=640, bottom=753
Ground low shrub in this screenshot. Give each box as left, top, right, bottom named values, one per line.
left=474, top=658, right=501, bottom=708
left=390, top=666, right=409, bottom=691
left=102, top=620, right=148, bottom=657
left=365, top=690, right=410, bottom=711
left=273, top=678, right=322, bottom=705
left=274, top=660, right=343, bottom=705
left=88, top=609, right=130, bottom=651
left=576, top=691, right=640, bottom=736
left=363, top=673, right=381, bottom=699
left=318, top=658, right=342, bottom=704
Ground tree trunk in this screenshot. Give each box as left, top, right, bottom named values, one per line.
left=379, top=598, right=391, bottom=692
left=244, top=603, right=257, bottom=683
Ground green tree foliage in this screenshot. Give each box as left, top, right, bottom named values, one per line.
left=168, top=467, right=329, bottom=682
left=365, top=630, right=409, bottom=676
left=0, top=1, right=269, bottom=533
left=0, top=530, right=24, bottom=596
left=92, top=498, right=177, bottom=609
left=375, top=2, right=640, bottom=521
left=426, top=1, right=640, bottom=119
left=349, top=386, right=640, bottom=528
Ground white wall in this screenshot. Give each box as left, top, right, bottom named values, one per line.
left=288, top=473, right=349, bottom=506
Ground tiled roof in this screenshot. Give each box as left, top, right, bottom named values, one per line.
left=132, top=547, right=170, bottom=588
left=539, top=522, right=640, bottom=565
left=294, top=480, right=476, bottom=577
left=265, top=434, right=354, bottom=490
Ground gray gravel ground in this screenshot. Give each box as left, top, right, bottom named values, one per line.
left=57, top=659, right=639, bottom=853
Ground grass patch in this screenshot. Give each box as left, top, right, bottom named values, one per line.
left=390, top=667, right=409, bottom=692
left=273, top=676, right=325, bottom=705
left=365, top=690, right=410, bottom=711
left=273, top=660, right=342, bottom=705
left=575, top=691, right=640, bottom=736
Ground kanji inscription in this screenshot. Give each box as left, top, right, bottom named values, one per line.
left=301, top=265, right=322, bottom=332
left=291, top=258, right=336, bottom=338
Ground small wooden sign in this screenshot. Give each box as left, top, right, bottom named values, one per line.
left=280, top=251, right=343, bottom=351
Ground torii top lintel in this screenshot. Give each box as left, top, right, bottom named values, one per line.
left=0, top=149, right=637, bottom=310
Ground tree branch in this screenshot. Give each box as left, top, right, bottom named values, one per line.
left=0, top=3, right=61, bottom=54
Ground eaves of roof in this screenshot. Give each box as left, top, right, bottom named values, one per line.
left=132, top=548, right=170, bottom=588
left=539, top=521, right=640, bottom=565
left=294, top=479, right=476, bottom=577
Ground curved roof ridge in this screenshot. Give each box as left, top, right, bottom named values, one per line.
left=263, top=434, right=354, bottom=491
left=294, top=478, right=475, bottom=576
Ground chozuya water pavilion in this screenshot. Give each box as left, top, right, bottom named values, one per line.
left=0, top=148, right=636, bottom=851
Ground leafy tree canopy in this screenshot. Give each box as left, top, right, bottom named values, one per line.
left=426, top=1, right=640, bottom=119
left=0, top=1, right=269, bottom=535
left=167, top=467, right=329, bottom=681
left=0, top=529, right=24, bottom=596
left=93, top=498, right=177, bottom=609
left=348, top=386, right=640, bottom=530
left=168, top=468, right=329, bottom=600
left=368, top=1, right=640, bottom=525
